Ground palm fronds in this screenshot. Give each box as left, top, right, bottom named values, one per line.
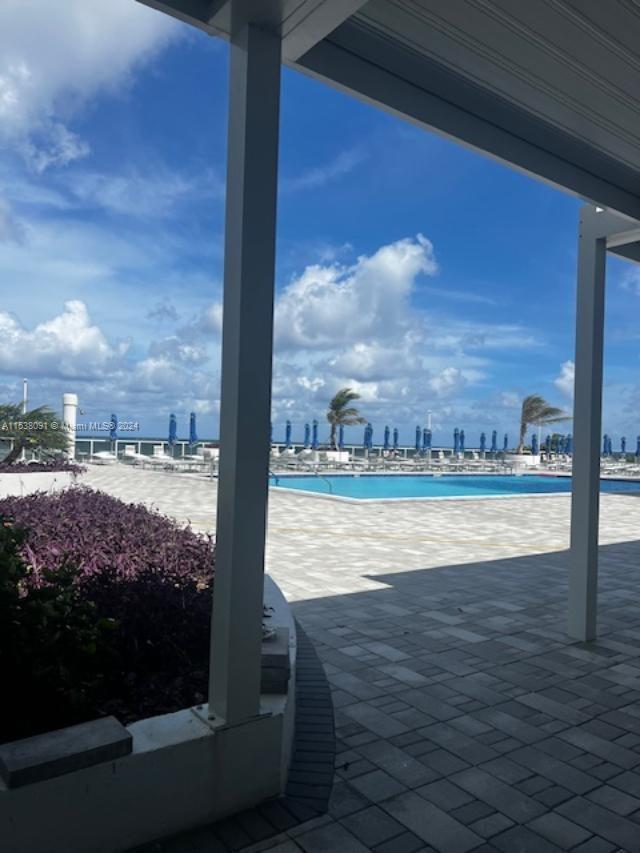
left=326, top=388, right=366, bottom=448
left=0, top=403, right=68, bottom=465
left=517, top=394, right=570, bottom=453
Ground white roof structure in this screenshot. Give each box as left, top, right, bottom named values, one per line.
left=134, top=0, right=640, bottom=838
left=5, top=7, right=640, bottom=852
left=136, top=0, right=640, bottom=695
left=140, top=0, right=640, bottom=225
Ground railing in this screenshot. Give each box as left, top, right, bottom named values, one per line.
left=74, top=438, right=217, bottom=460
left=315, top=473, right=333, bottom=494
left=42, top=437, right=531, bottom=463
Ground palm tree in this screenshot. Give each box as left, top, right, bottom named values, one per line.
left=0, top=403, right=68, bottom=466
left=326, top=388, right=366, bottom=449
left=517, top=394, right=569, bottom=454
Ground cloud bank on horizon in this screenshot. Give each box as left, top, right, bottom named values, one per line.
left=0, top=0, right=638, bottom=443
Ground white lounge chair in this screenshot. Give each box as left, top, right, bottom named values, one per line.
left=91, top=450, right=118, bottom=465
left=145, top=445, right=178, bottom=469
left=122, top=445, right=147, bottom=465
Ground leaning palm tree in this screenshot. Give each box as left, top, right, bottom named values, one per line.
left=0, top=403, right=68, bottom=466
left=326, top=388, right=366, bottom=449
left=517, top=394, right=570, bottom=453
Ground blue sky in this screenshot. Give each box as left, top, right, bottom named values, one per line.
left=1, top=1, right=639, bottom=447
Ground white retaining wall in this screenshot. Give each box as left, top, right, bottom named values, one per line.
left=0, top=576, right=296, bottom=853
left=0, top=471, right=75, bottom=499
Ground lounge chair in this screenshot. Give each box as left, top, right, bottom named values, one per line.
left=91, top=450, right=118, bottom=465
left=146, top=445, right=178, bottom=469
left=122, top=445, right=148, bottom=465
left=289, top=448, right=316, bottom=470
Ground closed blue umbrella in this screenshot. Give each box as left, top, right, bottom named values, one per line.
left=480, top=432, right=486, bottom=453
left=189, top=412, right=198, bottom=450
left=491, top=430, right=497, bottom=453
left=503, top=433, right=508, bottom=452
left=393, top=427, right=399, bottom=450
left=304, top=422, right=310, bottom=447
left=168, top=413, right=177, bottom=452
left=459, top=430, right=465, bottom=454
left=312, top=419, right=318, bottom=449
left=109, top=413, right=118, bottom=456
left=608, top=435, right=614, bottom=456
left=384, top=425, right=390, bottom=451
left=285, top=419, right=292, bottom=448
left=415, top=426, right=421, bottom=452
left=424, top=429, right=432, bottom=452
left=636, top=435, right=640, bottom=457
left=453, top=427, right=460, bottom=454
left=603, top=434, right=609, bottom=456
left=366, top=423, right=373, bottom=450
left=545, top=434, right=551, bottom=452
left=566, top=434, right=573, bottom=455
left=338, top=423, right=344, bottom=449
left=557, top=435, right=564, bottom=454
left=422, top=427, right=428, bottom=451
left=531, top=433, right=538, bottom=454
left=621, top=436, right=627, bottom=455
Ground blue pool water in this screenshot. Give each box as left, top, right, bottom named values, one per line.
left=273, top=474, right=640, bottom=500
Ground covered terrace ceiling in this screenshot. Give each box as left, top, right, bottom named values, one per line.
left=138, top=0, right=640, bottom=232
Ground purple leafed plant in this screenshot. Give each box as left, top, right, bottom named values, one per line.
left=0, top=487, right=215, bottom=737
left=0, top=460, right=85, bottom=475
left=0, top=486, right=213, bottom=585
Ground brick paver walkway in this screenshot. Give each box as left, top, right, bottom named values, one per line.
left=85, top=466, right=640, bottom=852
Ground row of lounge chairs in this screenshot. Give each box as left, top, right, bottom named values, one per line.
left=269, top=447, right=516, bottom=474
left=89, top=443, right=640, bottom=478
left=90, top=445, right=219, bottom=474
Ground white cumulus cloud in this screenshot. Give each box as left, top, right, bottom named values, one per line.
left=554, top=360, right=575, bottom=399
left=275, top=234, right=438, bottom=350
left=0, top=300, right=128, bottom=379
left=0, top=0, right=179, bottom=170
left=428, top=366, right=466, bottom=397
left=621, top=268, right=640, bottom=296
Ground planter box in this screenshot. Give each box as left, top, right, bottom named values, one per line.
left=0, top=471, right=74, bottom=499
left=0, top=717, right=132, bottom=788
left=0, top=575, right=296, bottom=853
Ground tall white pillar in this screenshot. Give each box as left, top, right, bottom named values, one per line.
left=568, top=209, right=607, bottom=641
left=20, top=379, right=28, bottom=461
left=62, top=393, right=78, bottom=460
left=209, top=23, right=281, bottom=724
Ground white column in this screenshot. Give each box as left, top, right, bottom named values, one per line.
left=62, top=393, right=78, bottom=460
left=568, top=209, right=607, bottom=641
left=21, top=379, right=28, bottom=460
left=209, top=23, right=281, bottom=724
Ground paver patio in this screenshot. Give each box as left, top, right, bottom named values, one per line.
left=85, top=466, right=640, bottom=852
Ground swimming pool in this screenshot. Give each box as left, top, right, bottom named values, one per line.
left=272, top=473, right=640, bottom=500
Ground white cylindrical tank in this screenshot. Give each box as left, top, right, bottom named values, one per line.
left=62, top=393, right=78, bottom=458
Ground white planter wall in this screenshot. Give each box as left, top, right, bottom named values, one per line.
left=0, top=471, right=74, bottom=499
left=0, top=576, right=296, bottom=853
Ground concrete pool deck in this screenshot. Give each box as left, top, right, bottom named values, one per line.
left=83, top=465, right=640, bottom=852
left=83, top=465, right=640, bottom=604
